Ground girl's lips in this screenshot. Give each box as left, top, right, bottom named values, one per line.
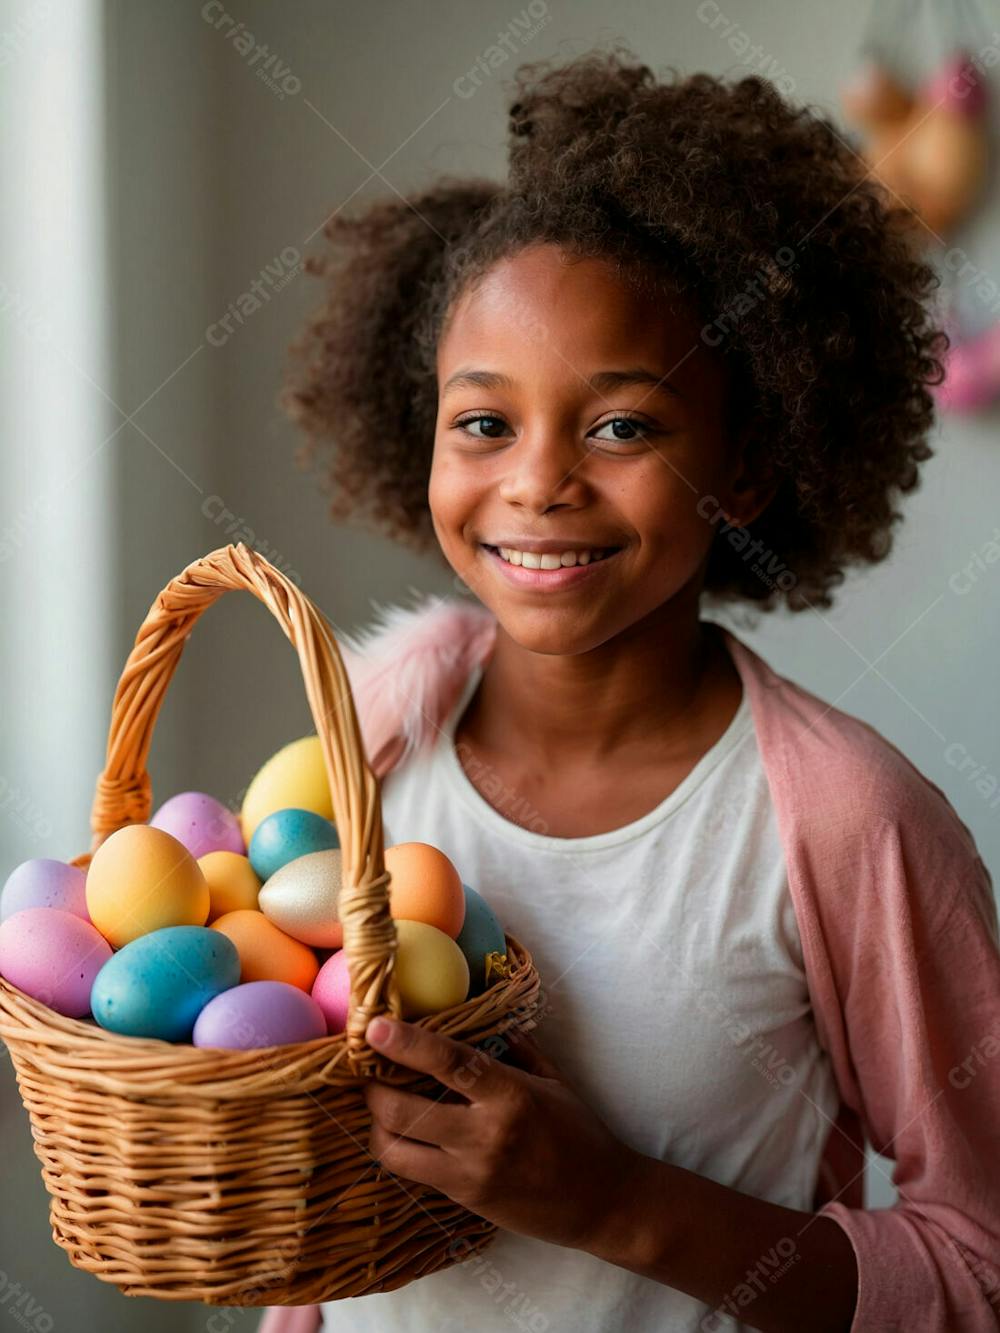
left=480, top=543, right=621, bottom=589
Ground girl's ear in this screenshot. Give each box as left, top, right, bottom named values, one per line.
left=718, top=424, right=779, bottom=528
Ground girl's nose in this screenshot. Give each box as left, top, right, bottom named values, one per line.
left=497, top=430, right=588, bottom=514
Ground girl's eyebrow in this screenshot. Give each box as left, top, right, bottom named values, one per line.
left=441, top=366, right=682, bottom=398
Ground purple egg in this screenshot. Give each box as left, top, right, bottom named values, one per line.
left=150, top=791, right=245, bottom=859
left=192, top=980, right=328, bottom=1049
left=1, top=859, right=90, bottom=923
left=0, top=907, right=112, bottom=1017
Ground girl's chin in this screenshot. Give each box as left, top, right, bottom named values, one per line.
left=479, top=592, right=621, bottom=657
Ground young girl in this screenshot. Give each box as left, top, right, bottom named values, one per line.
left=266, top=50, right=1000, bottom=1333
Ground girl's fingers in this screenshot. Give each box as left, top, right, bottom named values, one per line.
left=368, top=1118, right=456, bottom=1191
left=364, top=1017, right=517, bottom=1101
left=364, top=1082, right=473, bottom=1151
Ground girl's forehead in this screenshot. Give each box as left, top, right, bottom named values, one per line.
left=438, top=245, right=711, bottom=389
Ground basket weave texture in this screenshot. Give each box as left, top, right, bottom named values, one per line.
left=0, top=544, right=541, bottom=1305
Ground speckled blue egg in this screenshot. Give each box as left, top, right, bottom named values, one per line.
left=193, top=980, right=328, bottom=1049
left=90, top=925, right=240, bottom=1042
left=455, top=884, right=507, bottom=996
left=248, top=808, right=339, bottom=882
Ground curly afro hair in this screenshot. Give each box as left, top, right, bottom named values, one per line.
left=281, top=47, right=945, bottom=612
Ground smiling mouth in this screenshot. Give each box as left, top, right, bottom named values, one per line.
left=479, top=543, right=622, bottom=569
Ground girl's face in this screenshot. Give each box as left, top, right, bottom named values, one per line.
left=430, top=243, right=761, bottom=655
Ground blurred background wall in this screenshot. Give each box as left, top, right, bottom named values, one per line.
left=2, top=0, right=999, bottom=1327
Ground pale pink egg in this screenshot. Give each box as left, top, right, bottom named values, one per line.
left=311, top=949, right=352, bottom=1034
left=0, top=907, right=112, bottom=1017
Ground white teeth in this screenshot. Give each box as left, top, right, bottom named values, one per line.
left=491, top=545, right=615, bottom=569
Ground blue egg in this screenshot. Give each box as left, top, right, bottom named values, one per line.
left=90, top=926, right=240, bottom=1042
left=455, top=884, right=507, bottom=996
left=248, top=807, right=339, bottom=882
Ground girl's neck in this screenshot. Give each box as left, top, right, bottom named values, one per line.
left=459, top=594, right=742, bottom=769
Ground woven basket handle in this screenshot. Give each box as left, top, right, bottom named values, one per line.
left=88, top=542, right=400, bottom=1065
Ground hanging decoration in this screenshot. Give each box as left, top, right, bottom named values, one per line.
left=841, top=0, right=999, bottom=413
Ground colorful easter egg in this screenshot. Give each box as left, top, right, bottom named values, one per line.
left=150, top=791, right=245, bottom=859
left=211, top=909, right=319, bottom=991
left=193, top=980, right=327, bottom=1049
left=385, top=843, right=465, bottom=938
left=392, top=919, right=469, bottom=1019
left=0, top=907, right=112, bottom=1017
left=258, top=849, right=343, bottom=948
left=85, top=824, right=209, bottom=948
left=241, top=736, right=334, bottom=843
left=198, top=851, right=261, bottom=920
left=1, top=859, right=89, bottom=923
left=90, top=925, right=239, bottom=1041
left=248, top=808, right=339, bottom=882
left=311, top=948, right=352, bottom=1034
left=455, top=884, right=507, bottom=996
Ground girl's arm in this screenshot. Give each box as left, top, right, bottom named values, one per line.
left=363, top=1017, right=857, bottom=1333
left=582, top=1154, right=857, bottom=1333
left=778, top=784, right=1000, bottom=1332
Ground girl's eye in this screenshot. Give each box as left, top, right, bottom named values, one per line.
left=455, top=414, right=511, bottom=440
left=452, top=412, right=658, bottom=446
left=590, top=416, right=653, bottom=444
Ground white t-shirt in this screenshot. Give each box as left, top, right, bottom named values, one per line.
left=322, top=662, right=839, bottom=1332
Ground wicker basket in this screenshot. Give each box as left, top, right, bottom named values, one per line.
left=0, top=543, right=541, bottom=1305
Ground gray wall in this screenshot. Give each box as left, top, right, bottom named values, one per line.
left=3, top=0, right=999, bottom=1327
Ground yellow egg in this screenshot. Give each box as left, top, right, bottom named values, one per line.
left=198, top=851, right=262, bottom=920
left=258, top=849, right=344, bottom=948
left=211, top=909, right=319, bottom=991
left=85, top=824, right=209, bottom=948
left=392, top=919, right=470, bottom=1018
left=386, top=843, right=465, bottom=938
left=241, top=736, right=334, bottom=843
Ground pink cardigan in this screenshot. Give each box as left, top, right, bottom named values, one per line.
left=261, top=597, right=1000, bottom=1333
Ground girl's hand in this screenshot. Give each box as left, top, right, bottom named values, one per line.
left=362, top=1016, right=641, bottom=1252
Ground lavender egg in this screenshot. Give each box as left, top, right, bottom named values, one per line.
left=1, top=859, right=90, bottom=923
left=193, top=980, right=327, bottom=1049
left=150, top=791, right=245, bottom=859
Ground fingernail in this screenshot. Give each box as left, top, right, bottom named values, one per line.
left=367, top=1017, right=393, bottom=1045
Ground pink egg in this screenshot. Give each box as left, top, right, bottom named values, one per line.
left=311, top=949, right=352, bottom=1034
left=0, top=907, right=112, bottom=1018
left=150, top=791, right=245, bottom=859
left=1, top=859, right=89, bottom=923
left=192, top=980, right=327, bottom=1049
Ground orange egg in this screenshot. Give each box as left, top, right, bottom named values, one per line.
left=198, top=851, right=261, bottom=920
left=385, top=842, right=465, bottom=938
left=85, top=824, right=209, bottom=948
left=211, top=909, right=319, bottom=992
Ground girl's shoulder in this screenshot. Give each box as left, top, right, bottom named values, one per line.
left=341, top=595, right=992, bottom=922
left=725, top=628, right=971, bottom=832
left=724, top=628, right=996, bottom=936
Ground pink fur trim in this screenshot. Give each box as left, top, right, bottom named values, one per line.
left=340, top=592, right=497, bottom=779
left=257, top=1305, right=322, bottom=1333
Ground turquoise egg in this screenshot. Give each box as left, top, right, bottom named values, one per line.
left=90, top=925, right=240, bottom=1042
left=455, top=884, right=506, bottom=996
left=248, top=807, right=339, bottom=882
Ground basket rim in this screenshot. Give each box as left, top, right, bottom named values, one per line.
left=0, top=933, right=540, bottom=1099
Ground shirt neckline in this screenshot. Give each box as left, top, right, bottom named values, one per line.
left=435, top=645, right=754, bottom=854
